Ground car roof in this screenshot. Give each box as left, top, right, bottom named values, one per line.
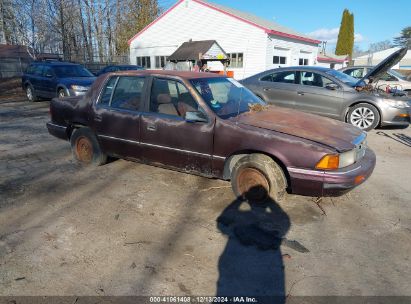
left=31, top=61, right=81, bottom=66
left=277, top=66, right=333, bottom=72
left=110, top=70, right=225, bottom=80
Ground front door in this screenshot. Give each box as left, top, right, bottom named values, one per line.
left=93, top=75, right=147, bottom=159
left=140, top=77, right=214, bottom=175
left=294, top=71, right=344, bottom=119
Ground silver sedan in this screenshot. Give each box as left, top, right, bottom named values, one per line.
left=241, top=66, right=410, bottom=131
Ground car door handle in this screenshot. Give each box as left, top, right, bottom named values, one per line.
left=94, top=114, right=102, bottom=122
left=263, top=88, right=271, bottom=91
left=147, top=124, right=156, bottom=131
left=297, top=92, right=305, bottom=96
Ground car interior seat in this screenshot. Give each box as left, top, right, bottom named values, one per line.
left=157, top=94, right=179, bottom=116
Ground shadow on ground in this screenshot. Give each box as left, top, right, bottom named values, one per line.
left=216, top=186, right=291, bottom=302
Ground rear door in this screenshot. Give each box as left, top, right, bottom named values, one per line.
left=257, top=70, right=298, bottom=109
left=31, top=64, right=44, bottom=95
left=139, top=77, right=214, bottom=174
left=93, top=75, right=147, bottom=159
left=41, top=66, right=57, bottom=98
left=294, top=71, right=344, bottom=118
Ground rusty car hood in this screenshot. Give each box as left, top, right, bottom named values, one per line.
left=235, top=106, right=363, bottom=152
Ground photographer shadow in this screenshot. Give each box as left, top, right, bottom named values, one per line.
left=216, top=186, right=290, bottom=303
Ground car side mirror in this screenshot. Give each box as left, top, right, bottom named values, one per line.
left=325, top=83, right=339, bottom=90
left=185, top=111, right=207, bottom=123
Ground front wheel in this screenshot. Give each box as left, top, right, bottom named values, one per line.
left=70, top=128, right=107, bottom=166
left=347, top=103, right=380, bottom=131
left=230, top=154, right=287, bottom=202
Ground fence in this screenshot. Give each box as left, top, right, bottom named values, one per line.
left=0, top=51, right=130, bottom=79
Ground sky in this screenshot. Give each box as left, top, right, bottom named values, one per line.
left=160, top=0, right=411, bottom=51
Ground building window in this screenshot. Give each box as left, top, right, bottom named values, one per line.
left=155, top=56, right=169, bottom=69
left=136, top=56, right=151, bottom=69
left=273, top=56, right=287, bottom=65
left=228, top=53, right=243, bottom=68
left=299, top=58, right=309, bottom=65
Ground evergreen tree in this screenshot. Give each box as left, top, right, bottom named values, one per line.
left=335, top=9, right=355, bottom=58
left=393, top=26, right=411, bottom=49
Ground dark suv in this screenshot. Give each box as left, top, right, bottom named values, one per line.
left=22, top=61, right=96, bottom=101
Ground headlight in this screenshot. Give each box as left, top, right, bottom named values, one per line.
left=71, top=85, right=89, bottom=92
left=383, top=99, right=410, bottom=109
left=316, top=150, right=357, bottom=170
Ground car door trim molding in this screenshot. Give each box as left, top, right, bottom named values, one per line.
left=98, top=134, right=225, bottom=160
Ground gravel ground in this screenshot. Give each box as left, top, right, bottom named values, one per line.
left=0, top=97, right=410, bottom=298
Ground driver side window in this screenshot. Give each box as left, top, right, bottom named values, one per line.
left=300, top=71, right=336, bottom=88
left=149, top=78, right=200, bottom=118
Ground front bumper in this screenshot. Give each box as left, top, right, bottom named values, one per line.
left=68, top=89, right=88, bottom=97
left=380, top=105, right=410, bottom=127
left=287, top=148, right=376, bottom=197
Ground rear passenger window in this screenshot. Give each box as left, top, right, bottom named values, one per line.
left=110, top=76, right=145, bottom=111
left=26, top=65, right=36, bottom=74
left=33, top=65, right=43, bottom=76
left=261, top=71, right=296, bottom=84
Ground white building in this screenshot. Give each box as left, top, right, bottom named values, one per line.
left=316, top=53, right=348, bottom=69
left=354, top=47, right=411, bottom=69
left=128, top=0, right=320, bottom=79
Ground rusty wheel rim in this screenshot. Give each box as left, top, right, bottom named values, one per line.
left=76, top=137, right=93, bottom=163
left=237, top=167, right=270, bottom=201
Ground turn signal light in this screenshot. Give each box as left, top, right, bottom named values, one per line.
left=316, top=154, right=339, bottom=170
left=397, top=113, right=410, bottom=118
left=354, top=175, right=365, bottom=185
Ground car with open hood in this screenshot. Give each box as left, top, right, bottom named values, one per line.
left=339, top=65, right=411, bottom=95
left=46, top=70, right=375, bottom=201
left=241, top=48, right=410, bottom=131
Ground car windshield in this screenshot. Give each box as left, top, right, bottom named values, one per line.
left=325, top=69, right=360, bottom=87
left=389, top=69, right=406, bottom=80
left=190, top=77, right=265, bottom=119
left=53, top=65, right=94, bottom=77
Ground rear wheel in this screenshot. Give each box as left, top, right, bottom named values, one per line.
left=70, top=128, right=107, bottom=166
left=230, top=154, right=287, bottom=202
left=58, top=88, right=67, bottom=98
left=347, top=103, right=380, bottom=131
left=25, top=85, right=38, bottom=102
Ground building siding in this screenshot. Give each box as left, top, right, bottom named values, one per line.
left=130, top=0, right=319, bottom=79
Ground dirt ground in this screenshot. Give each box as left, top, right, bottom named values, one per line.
left=0, top=96, right=410, bottom=298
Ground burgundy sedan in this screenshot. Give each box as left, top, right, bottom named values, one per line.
left=47, top=70, right=376, bottom=201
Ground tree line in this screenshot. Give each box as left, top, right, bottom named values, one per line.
left=0, top=0, right=161, bottom=62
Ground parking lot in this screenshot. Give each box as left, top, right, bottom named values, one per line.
left=0, top=96, right=411, bottom=297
